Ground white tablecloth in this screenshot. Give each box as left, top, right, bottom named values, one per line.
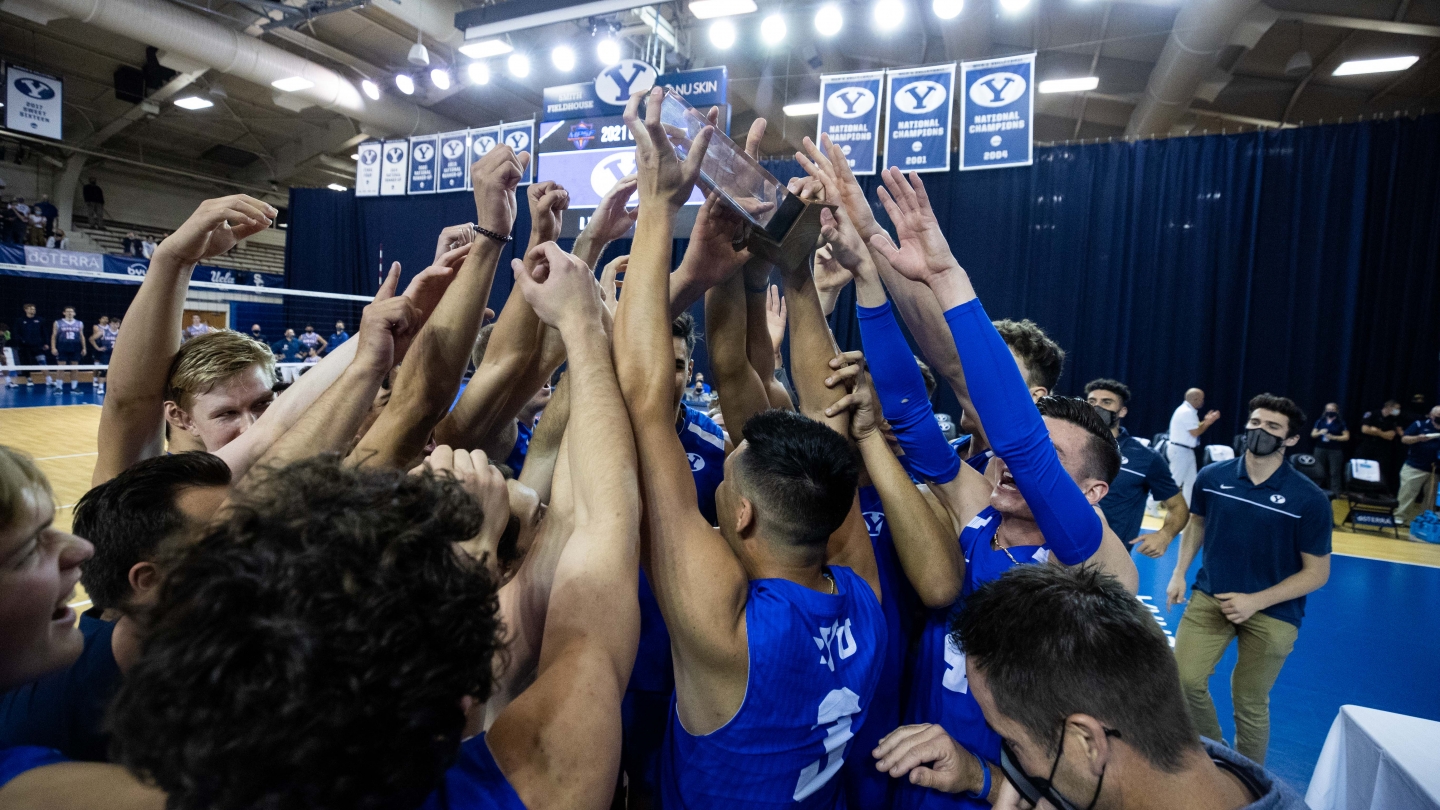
left=1306, top=705, right=1440, bottom=810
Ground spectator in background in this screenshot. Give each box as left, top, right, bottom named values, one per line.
left=182, top=315, right=212, bottom=342
left=0, top=320, right=12, bottom=388
left=26, top=209, right=45, bottom=246
left=271, top=328, right=304, bottom=384
left=1168, top=388, right=1221, bottom=504
left=10, top=197, right=29, bottom=219
left=302, top=347, right=320, bottom=369
left=1358, top=400, right=1404, bottom=493
left=297, top=324, right=328, bottom=357
left=15, top=303, right=50, bottom=387
left=121, top=232, right=142, bottom=258
left=3, top=199, right=26, bottom=244
left=83, top=177, right=106, bottom=228
left=1397, top=405, right=1440, bottom=526
left=248, top=323, right=267, bottom=346
left=1085, top=378, right=1190, bottom=557
left=140, top=234, right=158, bottom=259
left=329, top=320, right=349, bottom=352
left=46, top=228, right=69, bottom=250
left=1310, top=404, right=1349, bottom=498
left=34, top=194, right=57, bottom=237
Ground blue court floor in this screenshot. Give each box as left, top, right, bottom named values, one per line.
left=0, top=380, right=106, bottom=407
left=1135, top=534, right=1440, bottom=791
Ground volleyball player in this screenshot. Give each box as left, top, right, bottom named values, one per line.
left=87, top=316, right=117, bottom=394
left=49, top=307, right=84, bottom=392
left=181, top=314, right=211, bottom=342
left=297, top=324, right=327, bottom=356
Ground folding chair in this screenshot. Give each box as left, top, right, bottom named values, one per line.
left=1289, top=454, right=1327, bottom=490
left=1341, top=458, right=1400, bottom=538
left=1203, top=444, right=1235, bottom=466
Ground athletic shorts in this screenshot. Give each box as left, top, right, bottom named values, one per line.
left=94, top=351, right=111, bottom=366
left=56, top=347, right=83, bottom=363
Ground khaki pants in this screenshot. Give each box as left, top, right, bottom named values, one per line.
left=1396, top=464, right=1435, bottom=522
left=1174, top=590, right=1298, bottom=765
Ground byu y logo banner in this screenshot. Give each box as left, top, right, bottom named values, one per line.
left=884, top=63, right=955, bottom=174
left=818, top=71, right=883, bottom=176
left=468, top=126, right=500, bottom=191
left=5, top=65, right=63, bottom=140
left=379, top=140, right=409, bottom=196
left=499, top=120, right=535, bottom=186
left=354, top=141, right=382, bottom=197
left=407, top=135, right=438, bottom=194
left=436, top=131, right=470, bottom=192
left=960, top=53, right=1034, bottom=171
left=594, top=59, right=658, bottom=106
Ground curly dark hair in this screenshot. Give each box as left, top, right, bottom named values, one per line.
left=1036, top=396, right=1122, bottom=484
left=738, top=409, right=859, bottom=550
left=1083, top=378, right=1131, bottom=405
left=110, top=455, right=503, bottom=810
left=994, top=319, right=1064, bottom=394
left=673, top=311, right=698, bottom=358
left=1248, top=393, right=1306, bottom=438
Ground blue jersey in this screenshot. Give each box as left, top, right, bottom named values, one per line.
left=506, top=420, right=532, bottom=474
left=0, top=745, right=65, bottom=791
left=843, top=487, right=919, bottom=809
left=55, top=319, right=83, bottom=348
left=679, top=406, right=727, bottom=525
left=99, top=324, right=118, bottom=351
left=895, top=508, right=1047, bottom=810
left=419, top=733, right=525, bottom=810
left=661, top=566, right=885, bottom=810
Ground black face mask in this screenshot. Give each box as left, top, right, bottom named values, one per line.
left=1092, top=405, right=1118, bottom=428
left=1245, top=427, right=1285, bottom=457
left=1325, top=411, right=1338, bottom=418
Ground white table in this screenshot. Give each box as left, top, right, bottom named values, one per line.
left=1306, top=705, right=1440, bottom=810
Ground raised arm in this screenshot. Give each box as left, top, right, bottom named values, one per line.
left=699, top=197, right=770, bottom=436
left=92, top=195, right=275, bottom=485
left=350, top=149, right=522, bottom=469
left=572, top=174, right=638, bottom=270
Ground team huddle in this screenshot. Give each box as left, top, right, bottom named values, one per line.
left=0, top=88, right=1311, bottom=810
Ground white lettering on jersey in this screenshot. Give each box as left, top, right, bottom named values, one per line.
left=942, top=635, right=969, bottom=693
left=793, top=687, right=862, bottom=801
left=813, top=618, right=858, bottom=671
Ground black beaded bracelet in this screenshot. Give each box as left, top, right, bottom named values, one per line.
left=472, top=224, right=513, bottom=243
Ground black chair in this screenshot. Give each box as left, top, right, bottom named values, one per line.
left=1289, top=453, right=1327, bottom=490
left=1341, top=459, right=1401, bottom=538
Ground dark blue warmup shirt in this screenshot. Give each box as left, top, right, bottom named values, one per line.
left=16, top=316, right=45, bottom=348
left=1403, top=419, right=1440, bottom=471
left=1313, top=415, right=1347, bottom=446
left=419, top=733, right=525, bottom=810
left=1190, top=458, right=1332, bottom=627
left=1099, top=428, right=1180, bottom=547
left=0, top=615, right=122, bottom=761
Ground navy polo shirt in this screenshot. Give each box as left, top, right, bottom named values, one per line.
left=1312, top=415, right=1347, bottom=445
left=1099, top=428, right=1181, bottom=546
left=1190, top=457, right=1332, bottom=627
left=1403, top=419, right=1440, bottom=471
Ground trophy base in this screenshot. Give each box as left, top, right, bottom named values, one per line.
left=745, top=199, right=835, bottom=273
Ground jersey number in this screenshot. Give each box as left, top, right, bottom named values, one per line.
left=793, top=688, right=862, bottom=801
left=942, top=636, right=969, bottom=694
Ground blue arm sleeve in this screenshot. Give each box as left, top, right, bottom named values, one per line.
left=942, top=299, right=1101, bottom=564
left=857, top=301, right=961, bottom=484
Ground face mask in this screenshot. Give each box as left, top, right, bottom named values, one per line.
left=1092, top=405, right=1118, bottom=428
left=1245, top=427, right=1285, bottom=457
left=1325, top=411, right=1338, bottom=418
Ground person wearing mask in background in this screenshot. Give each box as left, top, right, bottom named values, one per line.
left=329, top=321, right=349, bottom=352
left=1358, top=400, right=1404, bottom=494
left=1397, top=405, right=1440, bottom=527
left=45, top=229, right=68, bottom=250
left=15, top=305, right=49, bottom=388
left=1086, top=379, right=1190, bottom=557
left=83, top=177, right=106, bottom=229
left=271, top=328, right=304, bottom=385
left=248, top=324, right=267, bottom=346
left=1309, top=404, right=1349, bottom=498
left=33, top=195, right=56, bottom=238
left=1168, top=388, right=1221, bottom=504
left=1168, top=394, right=1331, bottom=767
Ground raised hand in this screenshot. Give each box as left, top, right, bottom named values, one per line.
left=823, top=350, right=882, bottom=442
left=512, top=242, right=600, bottom=331
left=765, top=285, right=787, bottom=355
left=527, top=180, right=571, bottom=245
left=434, top=222, right=476, bottom=263
left=819, top=206, right=876, bottom=282
left=812, top=245, right=854, bottom=300
left=354, top=293, right=422, bottom=376
left=799, top=134, right=881, bottom=239
left=424, top=445, right=509, bottom=569
left=869, top=168, right=960, bottom=286
left=600, top=254, right=628, bottom=314
left=155, top=195, right=276, bottom=265
left=587, top=174, right=640, bottom=244
left=626, top=86, right=713, bottom=211
left=398, top=242, right=470, bottom=322
left=472, top=145, right=530, bottom=239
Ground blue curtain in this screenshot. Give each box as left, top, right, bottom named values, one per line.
left=286, top=116, right=1440, bottom=442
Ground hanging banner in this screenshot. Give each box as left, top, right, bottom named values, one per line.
left=407, top=134, right=438, bottom=194
left=354, top=141, right=382, bottom=197
left=959, top=53, right=1034, bottom=171
left=884, top=63, right=955, bottom=174
left=468, top=126, right=500, bottom=191
left=499, top=119, right=535, bottom=185
left=436, top=130, right=470, bottom=192
left=379, top=140, right=409, bottom=196
left=542, top=65, right=726, bottom=122
left=4, top=64, right=62, bottom=140
left=817, top=71, right=883, bottom=176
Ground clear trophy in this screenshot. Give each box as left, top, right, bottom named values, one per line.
left=659, top=89, right=832, bottom=270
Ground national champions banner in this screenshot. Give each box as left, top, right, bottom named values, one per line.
left=498, top=120, right=535, bottom=185
left=959, top=53, right=1034, bottom=171
left=436, top=131, right=470, bottom=192
left=468, top=126, right=500, bottom=191
left=818, top=71, right=882, bottom=176
left=354, top=141, right=382, bottom=196
left=4, top=64, right=62, bottom=140
left=379, top=140, right=409, bottom=195
left=407, top=135, right=438, bottom=194
left=883, top=63, right=955, bottom=174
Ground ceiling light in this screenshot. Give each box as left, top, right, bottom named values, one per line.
left=1333, top=56, right=1419, bottom=76
left=597, top=37, right=622, bottom=65
left=552, top=45, right=576, bottom=72
left=1038, top=76, right=1098, bottom=93
left=761, top=13, right=787, bottom=44
left=327, top=184, right=347, bottom=191
left=468, top=62, right=491, bottom=84
left=784, top=101, right=821, bottom=116
left=408, top=41, right=430, bottom=67
left=361, top=79, right=380, bottom=100
left=508, top=53, right=531, bottom=78
left=350, top=153, right=360, bottom=160
left=874, top=0, right=905, bottom=29
left=814, top=4, right=843, bottom=36
left=709, top=19, right=736, bottom=48
left=932, top=0, right=962, bottom=19
left=459, top=38, right=514, bottom=59
left=271, top=76, right=315, bottom=92
left=688, top=0, right=757, bottom=19
left=430, top=68, right=452, bottom=90
left=395, top=73, right=415, bottom=95
left=997, top=0, right=1030, bottom=12
left=173, top=96, right=213, bottom=110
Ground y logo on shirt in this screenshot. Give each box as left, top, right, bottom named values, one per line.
left=861, top=511, right=886, bottom=539
left=1270, top=494, right=1286, bottom=505
left=686, top=452, right=705, bottom=472
left=942, top=635, right=968, bottom=694
left=813, top=618, right=857, bottom=671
